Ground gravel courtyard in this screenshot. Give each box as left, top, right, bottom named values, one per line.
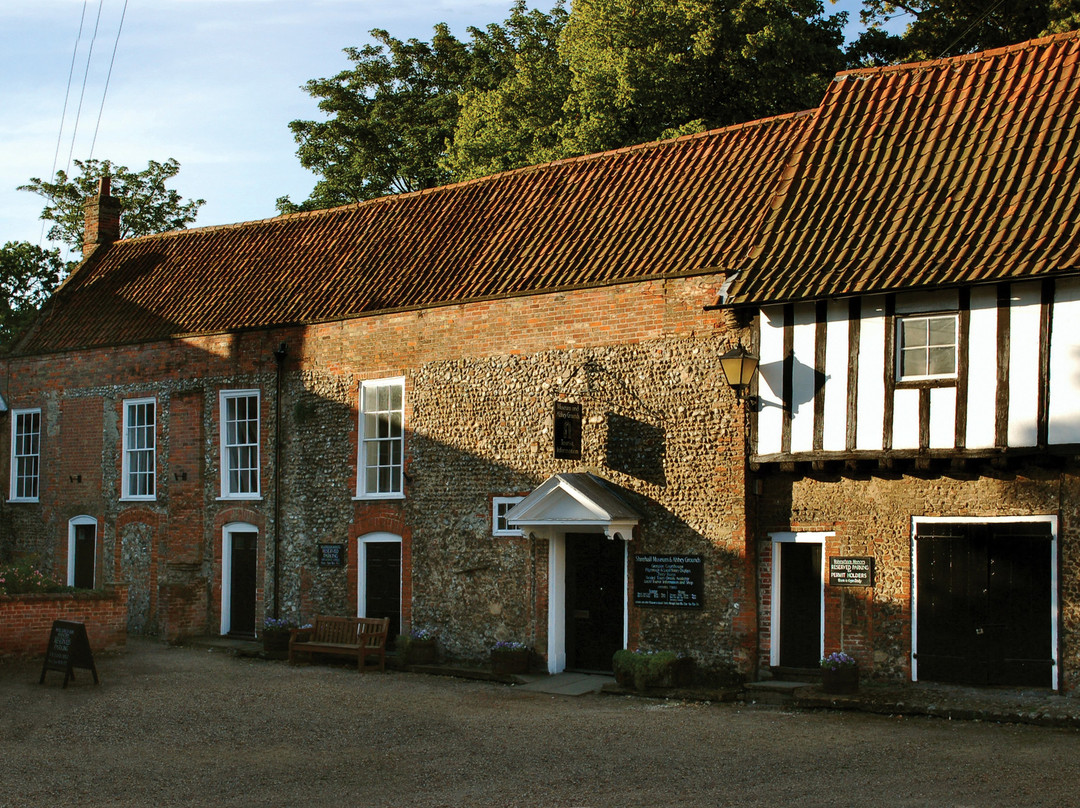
left=3, top=639, right=1080, bottom=807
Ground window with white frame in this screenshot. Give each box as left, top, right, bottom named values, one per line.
left=358, top=378, right=404, bottom=498
left=10, top=408, right=40, bottom=501
left=122, top=398, right=156, bottom=499
left=898, top=313, right=958, bottom=382
left=220, top=391, right=260, bottom=498
left=492, top=496, right=524, bottom=536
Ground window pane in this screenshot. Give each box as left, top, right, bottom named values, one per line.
left=927, top=317, right=955, bottom=346
left=902, top=319, right=928, bottom=349
left=901, top=347, right=927, bottom=378
left=928, top=346, right=956, bottom=376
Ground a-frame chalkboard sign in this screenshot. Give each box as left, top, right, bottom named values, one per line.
left=39, top=620, right=99, bottom=688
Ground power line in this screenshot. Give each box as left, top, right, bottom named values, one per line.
left=65, top=0, right=105, bottom=174
left=42, top=0, right=90, bottom=245
left=89, top=0, right=129, bottom=162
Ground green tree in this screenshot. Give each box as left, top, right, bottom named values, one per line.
left=281, top=24, right=475, bottom=212
left=0, top=241, right=67, bottom=351
left=557, top=0, right=847, bottom=156
left=19, top=158, right=205, bottom=253
left=848, top=0, right=1080, bottom=65
left=442, top=1, right=570, bottom=180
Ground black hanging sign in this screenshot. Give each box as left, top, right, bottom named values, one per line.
left=553, top=401, right=582, bottom=460
left=39, top=620, right=99, bottom=688
left=318, top=543, right=346, bottom=567
left=829, top=556, right=875, bottom=587
left=633, top=555, right=704, bottom=608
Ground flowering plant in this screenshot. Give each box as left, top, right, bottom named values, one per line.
left=262, top=617, right=297, bottom=634
left=0, top=560, right=67, bottom=595
left=410, top=627, right=435, bottom=641
left=491, top=640, right=528, bottom=652
left=820, top=652, right=857, bottom=671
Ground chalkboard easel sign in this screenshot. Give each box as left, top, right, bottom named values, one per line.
left=39, top=620, right=99, bottom=688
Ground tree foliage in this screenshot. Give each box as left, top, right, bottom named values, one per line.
left=19, top=158, right=205, bottom=253
left=286, top=0, right=847, bottom=209
left=848, top=0, right=1080, bottom=65
left=0, top=241, right=67, bottom=351
left=558, top=0, right=847, bottom=156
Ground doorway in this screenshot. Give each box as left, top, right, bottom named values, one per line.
left=770, top=532, right=827, bottom=669
left=564, top=533, right=625, bottom=672
left=914, top=519, right=1056, bottom=688
left=68, top=516, right=97, bottom=589
left=221, top=523, right=258, bottom=637
left=358, top=533, right=402, bottom=644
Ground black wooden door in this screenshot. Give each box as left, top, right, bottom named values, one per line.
left=365, top=542, right=401, bottom=643
left=229, top=532, right=258, bottom=637
left=73, top=523, right=96, bottom=589
left=778, top=542, right=822, bottom=668
left=565, top=533, right=624, bottom=672
left=917, top=522, right=1052, bottom=687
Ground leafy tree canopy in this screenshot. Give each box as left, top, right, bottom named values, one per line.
left=848, top=0, right=1080, bottom=66
left=0, top=241, right=67, bottom=352
left=19, top=157, right=205, bottom=253
left=286, top=0, right=846, bottom=209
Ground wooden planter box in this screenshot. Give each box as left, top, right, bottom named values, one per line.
left=407, top=638, right=437, bottom=665
left=491, top=649, right=529, bottom=675
left=821, top=665, right=859, bottom=694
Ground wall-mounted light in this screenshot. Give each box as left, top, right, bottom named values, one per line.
left=69, top=474, right=82, bottom=484
left=0, top=391, right=8, bottom=415
left=174, top=471, right=187, bottom=481
left=719, top=344, right=760, bottom=405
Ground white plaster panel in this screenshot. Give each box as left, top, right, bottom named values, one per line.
left=790, top=303, right=817, bottom=453
left=929, top=386, right=957, bottom=449
left=1049, top=277, right=1080, bottom=445
left=1008, top=282, right=1041, bottom=447
left=966, top=286, right=998, bottom=449
left=855, top=297, right=886, bottom=451
left=822, top=300, right=850, bottom=452
left=756, top=306, right=786, bottom=455
left=892, top=387, right=920, bottom=450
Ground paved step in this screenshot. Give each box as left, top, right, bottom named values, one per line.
left=744, top=680, right=815, bottom=705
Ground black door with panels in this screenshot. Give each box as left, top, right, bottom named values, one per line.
left=365, top=541, right=401, bottom=644
left=229, top=532, right=258, bottom=638
left=917, top=522, right=1052, bottom=687
left=565, top=533, right=624, bottom=672
left=778, top=542, right=822, bottom=668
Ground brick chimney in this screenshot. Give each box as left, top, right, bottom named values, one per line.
left=82, top=176, right=121, bottom=258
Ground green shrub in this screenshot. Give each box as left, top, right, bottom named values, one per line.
left=612, top=649, right=692, bottom=690
left=0, top=559, right=69, bottom=595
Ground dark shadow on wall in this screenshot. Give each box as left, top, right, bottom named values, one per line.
left=606, top=413, right=666, bottom=487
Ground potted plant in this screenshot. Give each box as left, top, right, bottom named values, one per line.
left=612, top=649, right=693, bottom=690
left=820, top=651, right=859, bottom=694
left=261, top=617, right=297, bottom=659
left=490, top=641, right=530, bottom=675
left=403, top=627, right=438, bottom=665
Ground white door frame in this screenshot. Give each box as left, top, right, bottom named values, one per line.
left=220, top=521, right=258, bottom=636
left=546, top=530, right=628, bottom=675
left=67, top=515, right=98, bottom=587
left=769, top=531, right=831, bottom=668
left=356, top=531, right=403, bottom=637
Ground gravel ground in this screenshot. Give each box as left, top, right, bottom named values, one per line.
left=3, top=638, right=1080, bottom=807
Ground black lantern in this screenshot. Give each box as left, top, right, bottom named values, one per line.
left=719, top=344, right=759, bottom=403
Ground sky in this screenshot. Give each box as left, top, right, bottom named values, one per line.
left=0, top=0, right=890, bottom=256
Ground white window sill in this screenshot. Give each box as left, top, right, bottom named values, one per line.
left=120, top=496, right=157, bottom=503
left=7, top=498, right=39, bottom=504
left=352, top=493, right=406, bottom=502
left=217, top=495, right=264, bottom=502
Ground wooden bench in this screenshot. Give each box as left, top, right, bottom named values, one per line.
left=288, top=616, right=389, bottom=672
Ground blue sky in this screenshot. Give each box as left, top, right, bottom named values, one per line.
left=0, top=0, right=890, bottom=255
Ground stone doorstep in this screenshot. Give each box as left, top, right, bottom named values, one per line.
left=743, top=680, right=816, bottom=705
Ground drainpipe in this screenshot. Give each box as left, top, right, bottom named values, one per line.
left=273, top=342, right=288, bottom=620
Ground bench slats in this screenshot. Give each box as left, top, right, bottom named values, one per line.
left=288, top=615, right=389, bottom=673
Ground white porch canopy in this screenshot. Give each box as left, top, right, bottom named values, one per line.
left=505, top=472, right=640, bottom=541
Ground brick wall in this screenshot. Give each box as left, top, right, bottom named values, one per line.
left=0, top=274, right=753, bottom=675
left=0, top=584, right=128, bottom=657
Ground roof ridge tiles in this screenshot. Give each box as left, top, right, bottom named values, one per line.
left=834, top=28, right=1080, bottom=82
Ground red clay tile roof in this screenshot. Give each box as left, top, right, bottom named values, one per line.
left=19, top=112, right=809, bottom=354
left=725, top=31, right=1080, bottom=306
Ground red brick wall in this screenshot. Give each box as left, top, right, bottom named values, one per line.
left=0, top=584, right=127, bottom=657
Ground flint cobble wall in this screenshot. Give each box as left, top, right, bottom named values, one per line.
left=756, top=465, right=1080, bottom=690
